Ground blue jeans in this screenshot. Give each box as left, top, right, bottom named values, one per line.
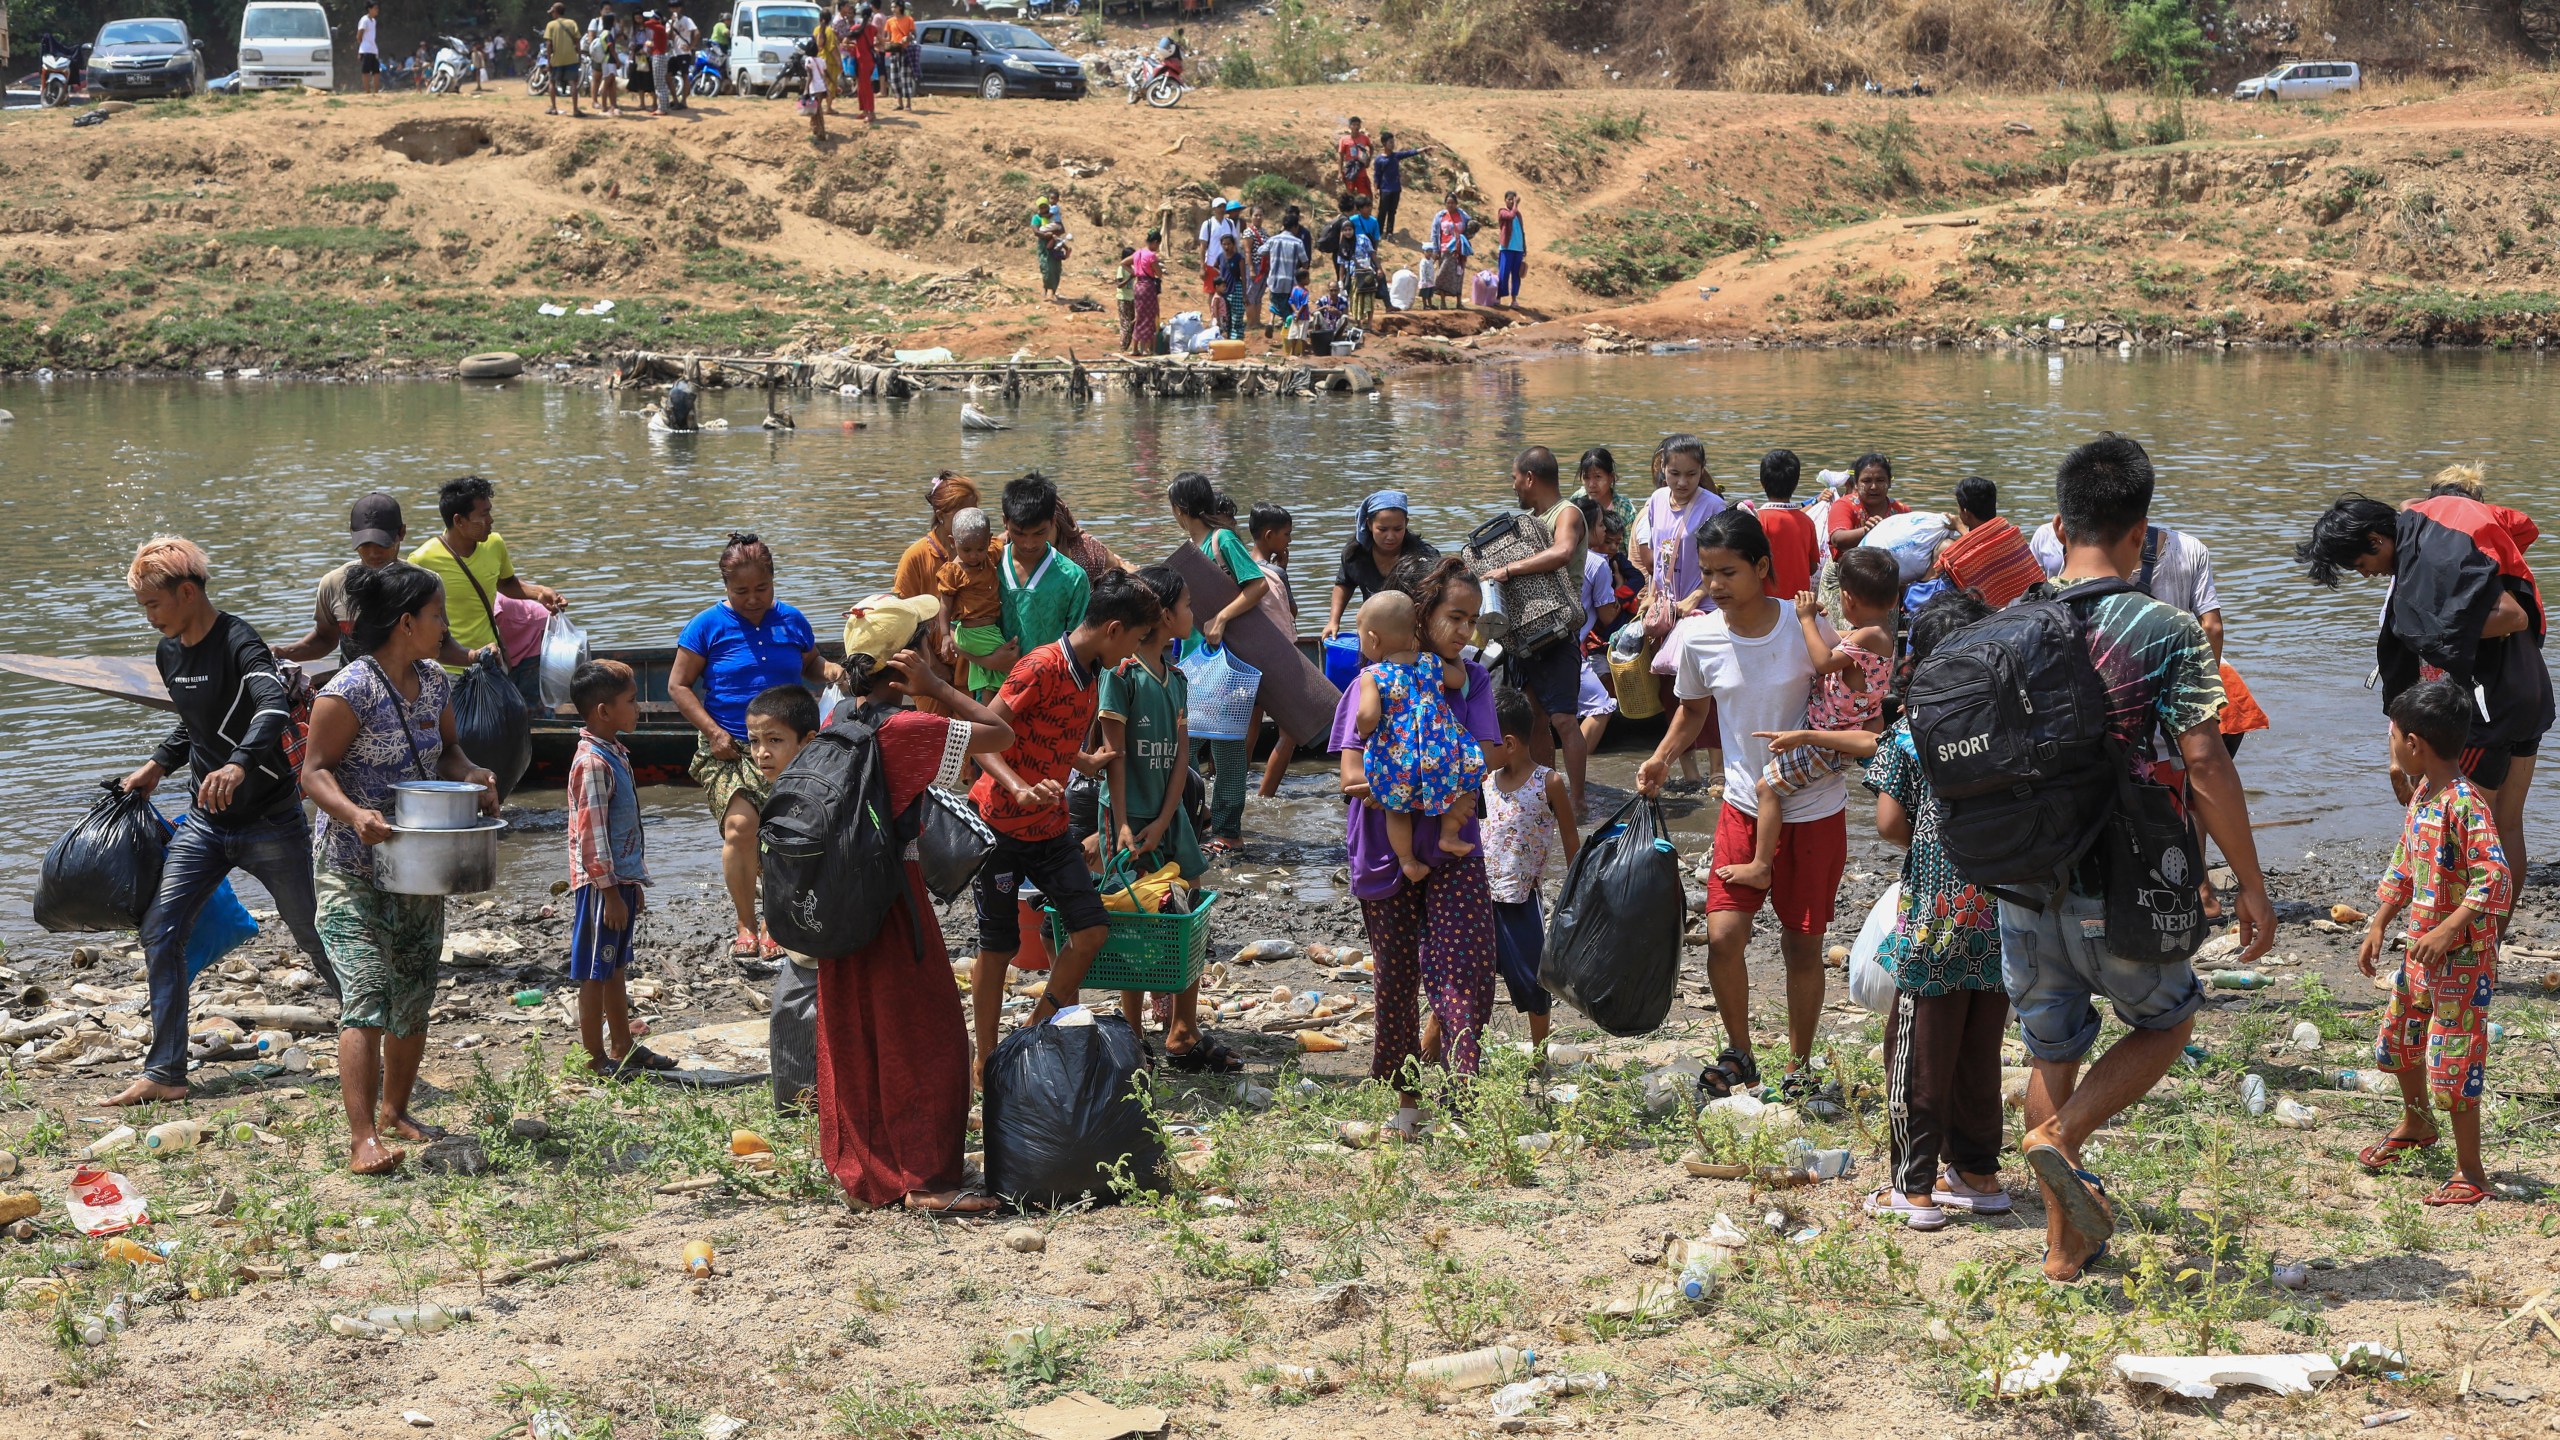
left=141, top=809, right=328, bottom=1085
left=1996, top=882, right=2202, bottom=1065
left=1496, top=249, right=1525, bottom=301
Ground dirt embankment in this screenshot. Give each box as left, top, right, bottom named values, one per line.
left=13, top=74, right=2560, bottom=377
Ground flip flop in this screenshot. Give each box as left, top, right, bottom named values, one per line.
left=2421, top=1178, right=2490, bottom=1206
left=1934, top=1168, right=2013, bottom=1214
left=2023, top=1145, right=2116, bottom=1248
left=2042, top=1238, right=2109, bottom=1283
left=2357, top=1134, right=2440, bottom=1171
left=350, top=1145, right=407, bottom=1176
left=903, top=1189, right=1000, bottom=1215
left=1862, top=1186, right=1949, bottom=1231
left=619, top=1045, right=681, bottom=1072
left=728, top=932, right=760, bottom=959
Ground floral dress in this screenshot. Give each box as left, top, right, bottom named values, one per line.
left=1862, top=720, right=1999, bottom=995
left=2374, top=775, right=2511, bottom=1111
left=1363, top=657, right=1485, bottom=817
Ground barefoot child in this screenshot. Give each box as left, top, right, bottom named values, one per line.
left=1763, top=590, right=2008, bottom=1231
left=1248, top=502, right=1299, bottom=796
left=1350, top=591, right=1484, bottom=884
left=1103, top=567, right=1235, bottom=1071
left=1716, top=546, right=1896, bottom=892
left=566, top=660, right=673, bottom=1077
left=746, top=684, right=824, bottom=1109
left=2357, top=678, right=2511, bottom=1207
left=1483, top=687, right=1578, bottom=1047
left=935, top=507, right=1012, bottom=699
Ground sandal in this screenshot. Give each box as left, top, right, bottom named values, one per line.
left=1933, top=1168, right=2013, bottom=1215
left=2357, top=1134, right=2440, bottom=1171
left=903, top=1188, right=1001, bottom=1215
left=1862, top=1186, right=1949, bottom=1231
left=2023, top=1145, right=2116, bottom=1248
left=1166, top=1038, right=1244, bottom=1074
left=2042, top=1239, right=2109, bottom=1283
left=728, top=930, right=760, bottom=959
left=1695, top=1046, right=1760, bottom=1101
left=2421, top=1178, right=2490, bottom=1206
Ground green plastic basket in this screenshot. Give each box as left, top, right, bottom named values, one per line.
left=1044, top=888, right=1219, bottom=994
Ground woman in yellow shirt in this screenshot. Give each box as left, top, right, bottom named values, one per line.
left=813, top=9, right=840, bottom=115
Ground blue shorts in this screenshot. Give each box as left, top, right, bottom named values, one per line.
left=568, top=883, right=640, bottom=982
left=1492, top=895, right=1551, bottom=1016
left=1997, top=882, right=2202, bottom=1064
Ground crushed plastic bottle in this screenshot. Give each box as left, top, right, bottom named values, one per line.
left=2239, top=1074, right=2270, bottom=1115
left=2272, top=1096, right=2321, bottom=1129
left=1405, top=1344, right=1535, bottom=1390
left=2206, top=970, right=2270, bottom=990
left=1490, top=1370, right=1609, bottom=1419
left=2334, top=1069, right=2395, bottom=1094
left=82, top=1127, right=138, bottom=1160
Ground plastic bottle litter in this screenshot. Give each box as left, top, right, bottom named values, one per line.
left=1405, top=1344, right=1535, bottom=1390
left=372, top=1303, right=471, bottom=1334
left=0, top=1192, right=36, bottom=1227
left=1545, top=1042, right=1590, bottom=1067
left=82, top=1126, right=138, bottom=1160
left=1490, top=1371, right=1609, bottom=1419
left=512, top=989, right=545, bottom=1007
left=102, top=1236, right=164, bottom=1266
left=729, top=1130, right=772, bottom=1157
left=278, top=1046, right=313, bottom=1073
left=2239, top=1074, right=2270, bottom=1115
left=682, top=1239, right=715, bottom=1276
left=2207, top=970, right=2271, bottom=990
left=1676, top=1255, right=1720, bottom=1302
left=2334, top=1069, right=2396, bottom=1094
left=1274, top=1363, right=1324, bottom=1389
left=144, top=1120, right=205, bottom=1152
left=2272, top=1096, right=2321, bottom=1129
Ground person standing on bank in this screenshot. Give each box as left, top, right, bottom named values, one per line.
left=105, top=539, right=332, bottom=1109
left=409, top=476, right=567, bottom=708
left=2007, top=435, right=2275, bottom=1281
left=301, top=563, right=502, bottom=1175
left=669, top=533, right=844, bottom=961
left=1493, top=191, right=1528, bottom=307
left=1478, top=446, right=1591, bottom=818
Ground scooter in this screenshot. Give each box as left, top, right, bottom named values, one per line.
left=39, top=40, right=93, bottom=107
left=688, top=45, right=727, bottom=96
left=526, top=56, right=594, bottom=96
left=426, top=35, right=475, bottom=93
left=1124, top=50, right=1182, bottom=108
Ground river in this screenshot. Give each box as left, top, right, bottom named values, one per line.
left=0, top=348, right=2553, bottom=939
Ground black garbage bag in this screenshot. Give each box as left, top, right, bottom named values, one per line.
left=982, top=1014, right=1164, bottom=1209
left=1541, top=796, right=1686, bottom=1036
left=452, top=650, right=532, bottom=801
left=35, top=780, right=168, bottom=933
left=769, top=959, right=817, bottom=1113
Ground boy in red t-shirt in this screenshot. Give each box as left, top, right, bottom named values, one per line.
left=966, top=570, right=1162, bottom=1077
left=1745, top=448, right=1823, bottom=600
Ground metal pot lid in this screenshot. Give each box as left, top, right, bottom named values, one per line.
left=383, top=818, right=509, bottom=835
left=392, top=780, right=487, bottom=793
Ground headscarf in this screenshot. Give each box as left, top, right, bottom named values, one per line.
left=1355, top=489, right=1412, bottom=556
left=928, top=473, right=979, bottom=526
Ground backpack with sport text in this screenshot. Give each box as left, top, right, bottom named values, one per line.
left=757, top=699, right=920, bottom=961
left=1904, top=579, right=2129, bottom=892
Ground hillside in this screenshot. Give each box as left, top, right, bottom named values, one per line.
left=9, top=72, right=2560, bottom=375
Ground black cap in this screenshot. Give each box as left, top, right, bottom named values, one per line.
left=350, top=492, right=404, bottom=548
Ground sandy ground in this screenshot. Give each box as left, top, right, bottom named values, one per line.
left=0, top=746, right=2554, bottom=1439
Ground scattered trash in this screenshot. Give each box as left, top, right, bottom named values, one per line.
left=2206, top=970, right=2271, bottom=990
left=1545, top=1042, right=1590, bottom=1066
left=2290, top=1021, right=2323, bottom=1050
left=102, top=1236, right=165, bottom=1266
left=1233, top=937, right=1296, bottom=963
left=700, top=1416, right=749, bottom=1440
left=1980, top=1349, right=2071, bottom=1396
left=67, top=1167, right=148, bottom=1235
left=318, top=1252, right=357, bottom=1270
left=1001, top=1391, right=1168, bottom=1440
left=2273, top=1096, right=2321, bottom=1129
left=82, top=1126, right=138, bottom=1160
left=145, top=1119, right=206, bottom=1152
left=2330, top=903, right=2368, bottom=924
left=402, top=1410, right=436, bottom=1428
left=331, top=1303, right=471, bottom=1338
left=729, top=1129, right=771, bottom=1156
left=2334, top=1069, right=2396, bottom=1094
left=2113, top=1351, right=2340, bottom=1398
left=682, top=1239, right=715, bottom=1276
left=537, top=303, right=570, bottom=317
left=2274, top=1261, right=2310, bottom=1289
left=1006, top=1230, right=1049, bottom=1254
left=2476, top=1378, right=2541, bottom=1405
left=1407, top=1344, right=1536, bottom=1390
left=0, top=1150, right=16, bottom=1178
left=1490, top=1370, right=1609, bottom=1418
left=2360, top=1408, right=2411, bottom=1429
left=2240, top=1074, right=2270, bottom=1114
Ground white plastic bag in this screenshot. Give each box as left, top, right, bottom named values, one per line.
left=1847, top=880, right=1901, bottom=1014
left=1860, top=512, right=1955, bottom=584
left=536, top=611, right=590, bottom=711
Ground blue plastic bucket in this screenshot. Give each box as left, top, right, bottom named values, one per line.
left=1322, top=634, right=1364, bottom=690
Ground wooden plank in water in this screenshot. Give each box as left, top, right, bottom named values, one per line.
left=0, top=654, right=172, bottom=709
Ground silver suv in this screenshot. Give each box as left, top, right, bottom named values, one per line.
left=2233, top=60, right=2361, bottom=100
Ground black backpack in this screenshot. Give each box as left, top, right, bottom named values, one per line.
left=1314, top=216, right=1346, bottom=257
left=1904, top=579, right=2132, bottom=893
left=758, top=700, right=920, bottom=961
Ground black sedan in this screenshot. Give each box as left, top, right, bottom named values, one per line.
left=913, top=20, right=1086, bottom=101
left=86, top=17, right=210, bottom=98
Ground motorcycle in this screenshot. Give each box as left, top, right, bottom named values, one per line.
left=426, top=35, right=475, bottom=93
left=526, top=56, right=594, bottom=96
left=688, top=46, right=727, bottom=96
left=39, top=41, right=93, bottom=107
left=1124, top=50, right=1182, bottom=108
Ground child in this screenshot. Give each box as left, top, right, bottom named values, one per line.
left=1113, top=244, right=1137, bottom=349
left=968, top=569, right=1163, bottom=1077
left=1715, top=546, right=1897, bottom=892
left=1349, top=590, right=1483, bottom=884
left=1103, top=567, right=1237, bottom=1071
left=2357, top=678, right=2511, bottom=1207
left=1216, top=233, right=1248, bottom=342
left=997, top=472, right=1090, bottom=667
left=1767, top=591, right=2007, bottom=1230
left=1168, top=473, right=1268, bottom=855
left=1283, top=283, right=1312, bottom=357
left=745, top=683, right=823, bottom=1110
left=935, top=506, right=1011, bottom=698
left=1483, top=687, right=1579, bottom=1047
left=565, top=660, right=672, bottom=1077
left=795, top=36, right=826, bottom=141
left=1248, top=503, right=1299, bottom=797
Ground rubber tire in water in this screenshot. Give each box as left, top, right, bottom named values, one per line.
left=457, top=351, right=525, bottom=380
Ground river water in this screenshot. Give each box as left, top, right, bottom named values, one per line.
left=1, top=348, right=2553, bottom=938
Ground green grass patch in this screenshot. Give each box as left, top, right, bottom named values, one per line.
left=306, top=180, right=399, bottom=204
left=220, top=225, right=417, bottom=258
left=1559, top=185, right=1766, bottom=299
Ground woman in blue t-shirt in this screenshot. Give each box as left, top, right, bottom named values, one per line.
left=670, top=533, right=842, bottom=959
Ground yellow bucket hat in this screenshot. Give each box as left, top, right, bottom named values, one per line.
left=841, top=593, right=942, bottom=672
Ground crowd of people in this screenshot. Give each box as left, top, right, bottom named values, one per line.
left=92, top=436, right=2545, bottom=1251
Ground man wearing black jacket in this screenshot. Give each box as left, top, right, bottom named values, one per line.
left=106, top=537, right=330, bottom=1107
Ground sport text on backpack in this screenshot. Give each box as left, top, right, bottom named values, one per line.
left=1905, top=576, right=2208, bottom=962
left=757, top=700, right=922, bottom=962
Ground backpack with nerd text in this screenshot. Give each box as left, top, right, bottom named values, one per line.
left=757, top=699, right=921, bottom=961
left=1903, top=578, right=2130, bottom=892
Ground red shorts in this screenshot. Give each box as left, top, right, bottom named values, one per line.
left=1704, top=803, right=1847, bottom=933
left=1203, top=263, right=1221, bottom=296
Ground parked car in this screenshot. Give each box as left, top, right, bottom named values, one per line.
left=915, top=20, right=1086, bottom=100
left=725, top=0, right=822, bottom=96
left=85, top=17, right=209, bottom=98
left=2232, top=60, right=2361, bottom=100
left=237, top=0, right=336, bottom=91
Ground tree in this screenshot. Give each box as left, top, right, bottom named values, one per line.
left=2114, top=0, right=2211, bottom=91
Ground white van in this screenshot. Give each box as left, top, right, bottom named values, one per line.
left=237, top=0, right=335, bottom=90
left=727, top=0, right=822, bottom=95
left=2232, top=60, right=2361, bottom=101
